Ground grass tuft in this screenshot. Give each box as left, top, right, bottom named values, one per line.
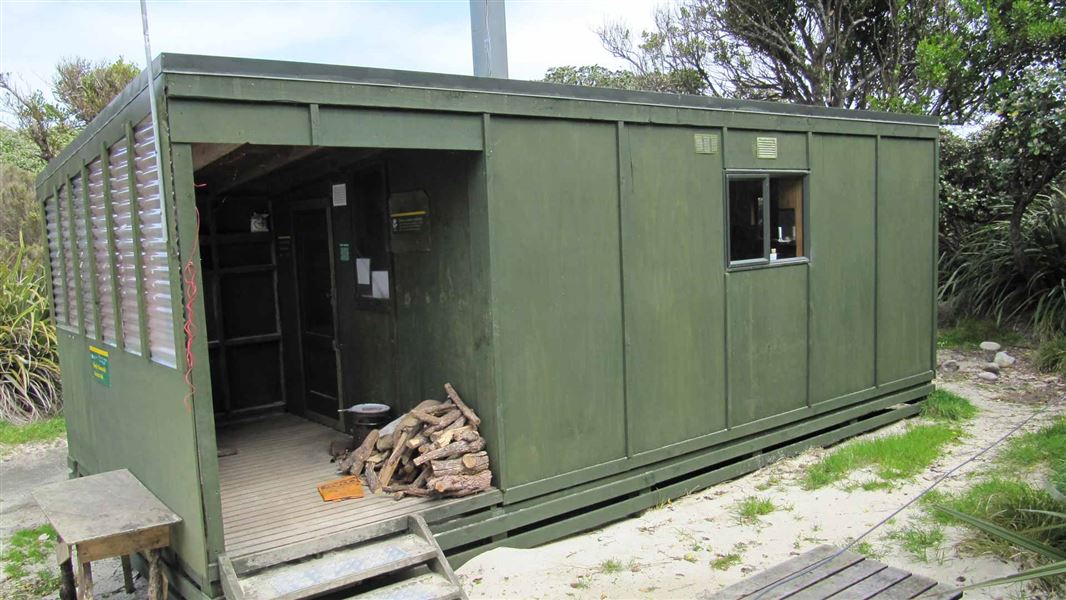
left=599, top=559, right=624, bottom=574
left=732, top=496, right=778, bottom=525
left=999, top=417, right=1066, bottom=472
left=888, top=524, right=945, bottom=562
left=937, top=317, right=1022, bottom=349
left=711, top=553, right=742, bottom=570
left=1036, top=337, right=1066, bottom=377
left=920, top=390, right=978, bottom=422
left=1, top=524, right=61, bottom=599
left=804, top=424, right=962, bottom=489
left=0, top=415, right=65, bottom=447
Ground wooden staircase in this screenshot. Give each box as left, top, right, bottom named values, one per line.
left=218, top=515, right=466, bottom=600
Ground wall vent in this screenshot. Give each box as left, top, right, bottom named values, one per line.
left=755, top=136, right=778, bottom=159
left=694, top=133, right=719, bottom=154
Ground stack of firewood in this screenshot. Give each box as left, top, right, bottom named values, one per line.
left=337, top=383, right=492, bottom=499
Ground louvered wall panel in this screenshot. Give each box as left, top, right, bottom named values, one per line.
left=134, top=117, right=176, bottom=367
left=109, top=137, right=143, bottom=356
left=44, top=194, right=68, bottom=326
left=70, top=174, right=97, bottom=338
left=56, top=184, right=79, bottom=330
left=88, top=158, right=117, bottom=344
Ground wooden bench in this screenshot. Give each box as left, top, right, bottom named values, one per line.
left=33, top=469, right=182, bottom=600
left=707, top=545, right=962, bottom=599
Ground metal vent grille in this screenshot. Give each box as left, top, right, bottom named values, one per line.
left=109, top=137, right=142, bottom=356
left=88, top=158, right=117, bottom=344
left=71, top=174, right=97, bottom=339
left=44, top=194, right=68, bottom=326
left=694, top=133, right=719, bottom=154
left=56, top=184, right=79, bottom=330
left=755, top=136, right=778, bottom=159
left=134, top=117, right=176, bottom=367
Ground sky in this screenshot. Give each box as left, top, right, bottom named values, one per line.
left=0, top=0, right=661, bottom=98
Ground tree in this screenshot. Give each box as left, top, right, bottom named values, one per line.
left=563, top=0, right=1064, bottom=121
left=0, top=57, right=139, bottom=165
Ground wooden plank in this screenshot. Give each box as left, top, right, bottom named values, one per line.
left=709, top=545, right=840, bottom=599
left=824, top=566, right=911, bottom=599
left=787, top=559, right=885, bottom=600
left=872, top=575, right=940, bottom=599
left=76, top=526, right=170, bottom=563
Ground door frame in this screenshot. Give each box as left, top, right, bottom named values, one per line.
left=289, top=197, right=344, bottom=429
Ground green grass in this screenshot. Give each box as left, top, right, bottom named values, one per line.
left=599, top=559, right=624, bottom=574
left=888, top=524, right=945, bottom=562
left=732, top=496, right=778, bottom=525
left=852, top=540, right=884, bottom=560
left=920, top=390, right=978, bottom=422
left=937, top=318, right=1022, bottom=349
left=0, top=415, right=65, bottom=447
left=804, top=424, right=962, bottom=489
left=998, top=417, right=1066, bottom=476
left=711, top=553, right=742, bottom=570
left=1, top=524, right=61, bottom=599
left=1036, top=336, right=1066, bottom=377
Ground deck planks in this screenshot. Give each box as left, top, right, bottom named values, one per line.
left=707, top=545, right=962, bottom=600
left=217, top=414, right=497, bottom=558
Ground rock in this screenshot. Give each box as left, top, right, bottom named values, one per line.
left=978, top=371, right=998, bottom=382
left=994, top=351, right=1016, bottom=368
left=940, top=360, right=960, bottom=373
left=979, top=341, right=1002, bottom=352
left=982, top=362, right=1000, bottom=374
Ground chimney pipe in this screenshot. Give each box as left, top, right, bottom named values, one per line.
left=470, top=0, right=509, bottom=78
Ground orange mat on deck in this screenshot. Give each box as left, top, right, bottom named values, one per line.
left=317, top=476, right=364, bottom=502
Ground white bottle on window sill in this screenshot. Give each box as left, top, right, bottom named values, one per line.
left=770, top=248, right=778, bottom=261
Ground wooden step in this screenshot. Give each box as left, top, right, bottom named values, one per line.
left=348, top=572, right=464, bottom=600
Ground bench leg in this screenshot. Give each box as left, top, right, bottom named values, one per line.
left=56, top=542, right=76, bottom=600
left=76, top=560, right=94, bottom=600
left=121, top=555, right=135, bottom=593
left=147, top=549, right=162, bottom=600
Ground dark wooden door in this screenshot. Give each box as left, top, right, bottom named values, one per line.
left=292, top=202, right=341, bottom=421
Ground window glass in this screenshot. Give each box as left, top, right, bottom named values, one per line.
left=728, top=178, right=764, bottom=262
left=770, top=176, right=804, bottom=260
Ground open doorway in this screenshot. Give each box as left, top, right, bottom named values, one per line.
left=192, top=144, right=485, bottom=555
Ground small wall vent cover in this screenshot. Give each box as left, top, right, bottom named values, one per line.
left=755, top=136, right=778, bottom=159
left=694, top=133, right=719, bottom=154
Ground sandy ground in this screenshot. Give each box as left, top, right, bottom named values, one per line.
left=457, top=349, right=1066, bottom=600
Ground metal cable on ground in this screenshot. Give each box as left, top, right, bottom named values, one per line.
left=751, top=394, right=1060, bottom=600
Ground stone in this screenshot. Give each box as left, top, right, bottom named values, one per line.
left=982, top=362, right=1000, bottom=374
left=978, top=371, right=998, bottom=382
left=940, top=360, right=960, bottom=373
left=979, top=341, right=1002, bottom=352
left=994, top=351, right=1016, bottom=368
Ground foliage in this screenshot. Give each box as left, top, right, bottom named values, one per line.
left=998, top=417, right=1066, bottom=474
left=940, top=187, right=1066, bottom=334
left=804, top=424, right=961, bottom=489
left=0, top=524, right=60, bottom=600
left=564, top=0, right=1064, bottom=119
left=0, top=56, right=138, bottom=164
left=0, top=163, right=43, bottom=265
left=937, top=317, right=1022, bottom=349
left=711, top=553, right=742, bottom=570
left=0, top=415, right=65, bottom=448
left=0, top=237, right=61, bottom=423
left=1036, top=338, right=1066, bottom=377
left=731, top=496, right=778, bottom=525
left=0, top=125, right=45, bottom=172
left=921, top=390, right=978, bottom=422
left=544, top=65, right=655, bottom=91
left=887, top=523, right=945, bottom=562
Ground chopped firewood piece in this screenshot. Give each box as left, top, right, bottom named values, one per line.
left=410, top=409, right=444, bottom=426
left=339, top=430, right=379, bottom=474
left=378, top=428, right=412, bottom=488
left=364, top=462, right=380, bottom=494
left=428, top=470, right=491, bottom=494
left=407, top=435, right=427, bottom=449
left=375, top=433, right=394, bottom=452
left=398, top=486, right=431, bottom=497
left=430, top=452, right=489, bottom=477
left=414, top=437, right=486, bottom=466
left=412, top=467, right=430, bottom=489
left=424, top=402, right=455, bottom=415
left=444, top=383, right=481, bottom=428
left=365, top=452, right=387, bottom=464
left=418, top=443, right=434, bottom=454
left=422, top=410, right=462, bottom=435
left=431, top=425, right=472, bottom=446
left=462, top=451, right=490, bottom=471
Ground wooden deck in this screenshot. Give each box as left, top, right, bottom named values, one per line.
left=709, top=545, right=962, bottom=599
left=217, top=414, right=499, bottom=558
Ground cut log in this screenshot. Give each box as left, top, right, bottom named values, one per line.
left=339, top=429, right=379, bottom=475
left=414, top=437, right=485, bottom=466
left=417, top=443, right=434, bottom=455
left=411, top=466, right=430, bottom=489
left=444, top=383, right=481, bottom=428
left=424, top=402, right=455, bottom=415
left=428, top=470, right=492, bottom=494
left=378, top=428, right=412, bottom=488
left=410, top=409, right=444, bottom=426
left=422, top=410, right=462, bottom=435
left=375, top=433, right=394, bottom=452
left=397, top=486, right=431, bottom=497
left=431, top=425, right=471, bottom=446
left=430, top=451, right=489, bottom=477
left=407, top=435, right=427, bottom=450
left=457, top=429, right=480, bottom=443
left=364, top=462, right=380, bottom=494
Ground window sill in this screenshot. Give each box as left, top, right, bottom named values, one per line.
left=726, top=257, right=809, bottom=273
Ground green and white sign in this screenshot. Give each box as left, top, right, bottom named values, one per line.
left=89, top=345, right=110, bottom=387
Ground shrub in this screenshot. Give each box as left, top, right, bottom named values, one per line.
left=1036, top=337, right=1066, bottom=378
left=0, top=237, right=61, bottom=423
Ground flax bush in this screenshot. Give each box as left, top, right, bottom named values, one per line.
left=0, top=237, right=61, bottom=423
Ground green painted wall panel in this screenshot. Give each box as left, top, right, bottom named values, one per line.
left=809, top=135, right=876, bottom=401
left=57, top=334, right=209, bottom=578
left=877, top=138, right=936, bottom=383
left=623, top=125, right=727, bottom=454
left=319, top=108, right=483, bottom=150
left=725, top=130, right=808, bottom=170
left=488, top=117, right=626, bottom=487
left=168, top=99, right=313, bottom=145
left=726, top=265, right=808, bottom=426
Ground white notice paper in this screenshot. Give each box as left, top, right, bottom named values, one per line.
left=331, top=183, right=347, bottom=207
left=356, top=258, right=371, bottom=285
left=371, top=271, right=390, bottom=299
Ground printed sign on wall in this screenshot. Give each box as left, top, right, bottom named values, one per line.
left=89, top=345, right=110, bottom=387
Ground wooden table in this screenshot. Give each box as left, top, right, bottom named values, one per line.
left=708, top=545, right=962, bottom=599
left=33, top=469, right=182, bottom=600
